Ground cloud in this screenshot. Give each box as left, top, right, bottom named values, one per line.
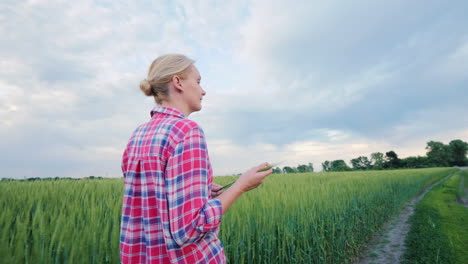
left=0, top=1, right=184, bottom=177
left=0, top=0, right=252, bottom=178
left=220, top=0, right=468, bottom=143
left=192, top=0, right=468, bottom=175
left=1, top=0, right=467, bottom=178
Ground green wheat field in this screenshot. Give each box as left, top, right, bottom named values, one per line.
left=0, top=168, right=455, bottom=264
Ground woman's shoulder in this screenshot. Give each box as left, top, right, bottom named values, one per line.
left=172, top=118, right=200, bottom=129
left=132, top=115, right=201, bottom=139
left=170, top=118, right=204, bottom=138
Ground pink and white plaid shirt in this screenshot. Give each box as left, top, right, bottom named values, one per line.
left=120, top=107, right=225, bottom=264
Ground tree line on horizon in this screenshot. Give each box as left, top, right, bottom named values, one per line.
left=271, top=163, right=314, bottom=174
left=321, top=139, right=468, bottom=172
left=0, top=176, right=105, bottom=182
left=270, top=139, right=468, bottom=173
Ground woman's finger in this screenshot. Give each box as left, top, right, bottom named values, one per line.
left=212, top=183, right=223, bottom=192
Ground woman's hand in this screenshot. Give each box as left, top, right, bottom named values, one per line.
left=215, top=163, right=273, bottom=214
left=211, top=183, right=224, bottom=198
left=234, top=163, right=273, bottom=193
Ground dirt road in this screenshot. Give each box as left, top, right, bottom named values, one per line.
left=354, top=174, right=451, bottom=264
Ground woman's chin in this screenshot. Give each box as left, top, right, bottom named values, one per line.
left=190, top=105, right=202, bottom=114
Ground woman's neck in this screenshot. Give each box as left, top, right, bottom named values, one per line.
left=160, top=100, right=190, bottom=117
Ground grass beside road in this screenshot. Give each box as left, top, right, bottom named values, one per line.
left=403, top=170, right=468, bottom=264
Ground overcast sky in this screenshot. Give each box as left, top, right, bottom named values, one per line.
left=1, top=0, right=467, bottom=178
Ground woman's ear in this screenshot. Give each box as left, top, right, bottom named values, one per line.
left=171, top=75, right=184, bottom=93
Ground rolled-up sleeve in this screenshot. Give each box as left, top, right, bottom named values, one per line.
left=165, top=126, right=223, bottom=247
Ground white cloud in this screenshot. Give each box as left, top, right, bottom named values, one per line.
left=317, top=129, right=351, bottom=142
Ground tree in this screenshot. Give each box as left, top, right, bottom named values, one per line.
left=371, top=152, right=385, bottom=170
left=330, top=160, right=351, bottom=171
left=297, top=165, right=307, bottom=173
left=448, top=139, right=468, bottom=166
left=426, top=141, right=451, bottom=167
left=350, top=156, right=372, bottom=170
left=272, top=167, right=282, bottom=174
left=385, top=151, right=401, bottom=168
left=297, top=163, right=314, bottom=173
left=322, top=161, right=331, bottom=172
left=282, top=166, right=295, bottom=174
left=400, top=156, right=430, bottom=168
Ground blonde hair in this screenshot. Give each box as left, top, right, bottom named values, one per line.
left=140, top=54, right=195, bottom=104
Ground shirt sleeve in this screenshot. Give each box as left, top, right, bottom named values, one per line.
left=165, top=126, right=223, bottom=247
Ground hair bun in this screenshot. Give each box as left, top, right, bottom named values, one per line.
left=140, top=79, right=153, bottom=96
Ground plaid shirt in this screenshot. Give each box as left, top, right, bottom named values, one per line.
left=120, top=107, right=225, bottom=264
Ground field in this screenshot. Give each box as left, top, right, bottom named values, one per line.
left=0, top=168, right=455, bottom=263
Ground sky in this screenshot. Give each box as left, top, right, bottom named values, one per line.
left=1, top=0, right=467, bottom=178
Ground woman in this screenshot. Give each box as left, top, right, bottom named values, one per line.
left=120, top=54, right=272, bottom=264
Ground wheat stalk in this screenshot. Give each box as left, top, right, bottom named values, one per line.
left=221, top=161, right=284, bottom=190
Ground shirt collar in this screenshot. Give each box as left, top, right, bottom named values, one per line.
left=150, top=106, right=186, bottom=119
